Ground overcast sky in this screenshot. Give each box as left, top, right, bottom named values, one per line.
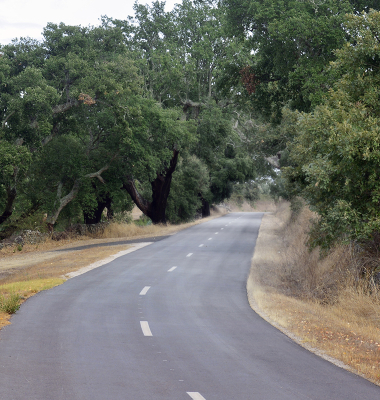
left=0, top=0, right=179, bottom=45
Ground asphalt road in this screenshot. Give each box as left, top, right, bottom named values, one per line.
left=0, top=213, right=379, bottom=399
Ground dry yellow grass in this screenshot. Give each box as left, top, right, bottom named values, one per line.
left=226, top=198, right=278, bottom=213
left=0, top=278, right=65, bottom=330
left=249, top=200, right=380, bottom=385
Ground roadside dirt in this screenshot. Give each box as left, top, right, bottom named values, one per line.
left=0, top=236, right=163, bottom=282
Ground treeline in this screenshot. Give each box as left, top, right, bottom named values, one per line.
left=1, top=0, right=380, bottom=258
left=224, top=1, right=380, bottom=256
left=0, top=0, right=261, bottom=237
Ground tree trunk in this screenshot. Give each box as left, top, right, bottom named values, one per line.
left=0, top=186, right=17, bottom=225
left=201, top=197, right=210, bottom=218
left=46, top=180, right=81, bottom=232
left=123, top=149, right=179, bottom=224
left=0, top=201, right=41, bottom=240
left=83, top=193, right=113, bottom=224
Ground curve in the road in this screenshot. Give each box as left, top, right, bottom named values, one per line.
left=0, top=213, right=379, bottom=400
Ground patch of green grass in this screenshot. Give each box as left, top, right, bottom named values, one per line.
left=134, top=215, right=152, bottom=226
left=0, top=293, right=21, bottom=314
left=0, top=278, right=65, bottom=314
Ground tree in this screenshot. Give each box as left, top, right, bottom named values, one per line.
left=106, top=1, right=256, bottom=221
left=0, top=23, right=150, bottom=231
left=224, top=0, right=354, bottom=120
left=166, top=155, right=210, bottom=223
left=0, top=141, right=31, bottom=225
left=121, top=101, right=196, bottom=224
left=284, top=10, right=380, bottom=248
left=0, top=38, right=59, bottom=231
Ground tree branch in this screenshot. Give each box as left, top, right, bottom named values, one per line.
left=84, top=165, right=110, bottom=184
left=2, top=110, right=16, bottom=129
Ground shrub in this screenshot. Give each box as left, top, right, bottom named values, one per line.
left=0, top=293, right=21, bottom=314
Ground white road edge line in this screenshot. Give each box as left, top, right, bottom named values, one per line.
left=140, top=321, right=153, bottom=336
left=168, top=266, right=177, bottom=272
left=199, top=244, right=204, bottom=247
left=139, top=286, right=151, bottom=295
left=187, top=392, right=206, bottom=400
left=186, top=253, right=193, bottom=257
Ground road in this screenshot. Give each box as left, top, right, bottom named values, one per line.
left=0, top=212, right=379, bottom=399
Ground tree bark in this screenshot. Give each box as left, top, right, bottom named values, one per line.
left=0, top=200, right=41, bottom=240
left=46, top=165, right=111, bottom=231
left=46, top=180, right=81, bottom=232
left=201, top=197, right=210, bottom=218
left=83, top=192, right=113, bottom=224
left=123, top=149, right=179, bottom=224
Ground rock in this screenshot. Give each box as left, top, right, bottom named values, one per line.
left=14, top=236, right=24, bottom=245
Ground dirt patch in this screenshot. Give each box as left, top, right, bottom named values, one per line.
left=248, top=201, right=380, bottom=385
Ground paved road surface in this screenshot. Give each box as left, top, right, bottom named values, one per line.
left=0, top=213, right=379, bottom=399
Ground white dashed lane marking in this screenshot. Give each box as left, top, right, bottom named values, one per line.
left=168, top=266, right=177, bottom=272
left=199, top=244, right=204, bottom=247
left=208, top=238, right=212, bottom=240
left=214, top=232, right=218, bottom=235
left=140, top=321, right=153, bottom=336
left=186, top=253, right=193, bottom=257
left=187, top=392, right=206, bottom=400
left=139, top=286, right=150, bottom=295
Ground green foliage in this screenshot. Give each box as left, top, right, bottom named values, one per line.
left=285, top=10, right=380, bottom=247
left=231, top=181, right=260, bottom=207
left=166, top=155, right=210, bottom=223
left=134, top=215, right=152, bottom=226
left=0, top=1, right=283, bottom=231
left=224, top=0, right=353, bottom=120
left=0, top=293, right=21, bottom=314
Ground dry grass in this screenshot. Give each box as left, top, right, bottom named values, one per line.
left=249, top=200, right=380, bottom=384
left=0, top=278, right=65, bottom=330
left=226, top=198, right=278, bottom=213
left=101, top=221, right=177, bottom=239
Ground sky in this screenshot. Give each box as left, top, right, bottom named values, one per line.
left=0, top=0, right=179, bottom=45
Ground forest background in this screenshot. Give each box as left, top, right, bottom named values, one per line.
left=1, top=0, right=380, bottom=266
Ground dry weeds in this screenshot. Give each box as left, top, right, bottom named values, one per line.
left=226, top=199, right=278, bottom=213
left=249, top=200, right=380, bottom=385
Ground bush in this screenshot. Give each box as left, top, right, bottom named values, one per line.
left=0, top=293, right=21, bottom=314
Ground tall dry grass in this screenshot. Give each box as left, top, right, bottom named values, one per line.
left=101, top=222, right=167, bottom=239
left=249, top=200, right=380, bottom=383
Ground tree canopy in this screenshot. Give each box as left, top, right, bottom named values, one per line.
left=2, top=0, right=380, bottom=251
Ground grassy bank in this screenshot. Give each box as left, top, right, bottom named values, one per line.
left=248, top=201, right=380, bottom=384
